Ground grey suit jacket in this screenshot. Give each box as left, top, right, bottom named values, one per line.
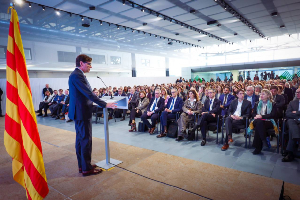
left=137, top=98, right=149, bottom=113
left=286, top=99, right=300, bottom=119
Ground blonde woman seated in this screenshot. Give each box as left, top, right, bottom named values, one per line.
left=161, top=87, right=170, bottom=106
left=176, top=90, right=202, bottom=141
left=129, top=91, right=149, bottom=132
left=247, top=89, right=278, bottom=155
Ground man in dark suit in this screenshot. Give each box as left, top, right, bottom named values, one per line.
left=157, top=88, right=183, bottom=138
left=219, top=86, right=235, bottom=116
left=42, top=84, right=53, bottom=97
left=221, top=89, right=251, bottom=151
left=244, top=86, right=259, bottom=109
left=68, top=54, right=116, bottom=176
left=56, top=89, right=70, bottom=120
left=191, top=89, right=221, bottom=146
left=280, top=82, right=293, bottom=103
left=270, top=85, right=285, bottom=118
left=50, top=89, right=65, bottom=118
left=127, top=88, right=139, bottom=110
left=114, top=88, right=127, bottom=121
left=282, top=88, right=300, bottom=162
left=141, top=89, right=165, bottom=134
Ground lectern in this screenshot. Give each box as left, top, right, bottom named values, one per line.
left=95, top=96, right=128, bottom=169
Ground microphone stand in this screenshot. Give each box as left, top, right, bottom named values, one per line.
left=97, top=76, right=113, bottom=99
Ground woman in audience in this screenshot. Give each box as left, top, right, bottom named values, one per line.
left=99, top=88, right=103, bottom=96
left=145, top=87, right=152, bottom=99
left=177, top=86, right=186, bottom=101
left=129, top=91, right=149, bottom=132
left=124, top=86, right=128, bottom=95
left=215, top=85, right=223, bottom=99
left=248, top=89, right=278, bottom=155
left=176, top=89, right=202, bottom=140
left=161, top=87, right=170, bottom=105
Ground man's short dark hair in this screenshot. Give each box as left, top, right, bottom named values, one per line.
left=237, top=89, right=244, bottom=95
left=224, top=86, right=230, bottom=90
left=76, top=54, right=92, bottom=67
left=270, top=85, right=278, bottom=91
left=59, top=89, right=63, bottom=92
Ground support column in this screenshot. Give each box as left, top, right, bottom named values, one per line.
left=231, top=70, right=239, bottom=82
left=131, top=53, right=136, bottom=77
left=165, top=57, right=169, bottom=77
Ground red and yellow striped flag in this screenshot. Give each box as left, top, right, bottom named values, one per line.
left=4, top=7, right=49, bottom=200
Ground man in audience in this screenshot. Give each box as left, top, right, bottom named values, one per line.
left=36, top=90, right=52, bottom=116
left=216, top=76, right=221, bottom=82
left=157, top=88, right=183, bottom=138
left=191, top=89, right=221, bottom=146
left=42, top=84, right=53, bottom=97
left=282, top=88, right=300, bottom=162
left=270, top=85, right=285, bottom=118
left=112, top=87, right=117, bottom=94
left=221, top=89, right=251, bottom=151
left=42, top=90, right=58, bottom=117
left=56, top=89, right=69, bottom=120
left=141, top=89, right=165, bottom=134
left=128, top=88, right=139, bottom=110
left=49, top=89, right=65, bottom=118
left=100, top=88, right=108, bottom=97
left=281, top=82, right=293, bottom=103
left=255, top=85, right=262, bottom=95
left=245, top=86, right=259, bottom=109
left=114, top=88, right=127, bottom=121
left=219, top=86, right=235, bottom=116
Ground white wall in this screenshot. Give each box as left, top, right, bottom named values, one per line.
left=0, top=76, right=178, bottom=114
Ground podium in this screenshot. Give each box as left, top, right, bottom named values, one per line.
left=95, top=96, right=128, bottom=170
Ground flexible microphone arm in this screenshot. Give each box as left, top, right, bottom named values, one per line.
left=97, top=76, right=113, bottom=99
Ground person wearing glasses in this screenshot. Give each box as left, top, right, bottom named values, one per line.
left=157, top=88, right=183, bottom=138
left=244, top=86, right=259, bottom=109
left=282, top=88, right=300, bottom=162
left=141, top=89, right=165, bottom=134
left=190, top=88, right=221, bottom=146
left=69, top=54, right=117, bottom=176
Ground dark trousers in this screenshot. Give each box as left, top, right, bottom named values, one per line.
left=57, top=104, right=68, bottom=115
left=56, top=104, right=63, bottom=115
left=225, top=117, right=245, bottom=144
left=141, top=112, right=159, bottom=129
left=38, top=102, right=45, bottom=114
left=43, top=103, right=51, bottom=115
left=49, top=103, right=59, bottom=115
left=286, top=119, right=300, bottom=153
left=130, top=109, right=142, bottom=121
left=75, top=119, right=93, bottom=171
left=160, top=111, right=176, bottom=131
left=198, top=113, right=216, bottom=140
left=252, top=119, right=273, bottom=150
left=128, top=102, right=137, bottom=110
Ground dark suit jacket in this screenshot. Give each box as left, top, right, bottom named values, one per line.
left=114, top=92, right=126, bottom=96
left=202, top=98, right=221, bottom=115
left=43, top=87, right=53, bottom=96
left=165, top=97, right=183, bottom=114
left=244, top=94, right=259, bottom=109
left=284, top=88, right=293, bottom=103
left=65, top=95, right=70, bottom=105
left=252, top=102, right=277, bottom=119
left=147, top=97, right=165, bottom=113
left=286, top=100, right=300, bottom=119
left=127, top=93, right=138, bottom=103
left=228, top=99, right=251, bottom=118
left=219, top=94, right=235, bottom=116
left=273, top=94, right=285, bottom=117
left=68, top=68, right=107, bottom=120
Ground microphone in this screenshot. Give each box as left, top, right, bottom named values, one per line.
left=97, top=76, right=113, bottom=99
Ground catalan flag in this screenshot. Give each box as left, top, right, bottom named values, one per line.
left=4, top=7, right=49, bottom=200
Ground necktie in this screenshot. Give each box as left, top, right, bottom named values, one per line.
left=129, top=94, right=132, bottom=101
left=209, top=99, right=212, bottom=111
left=152, top=98, right=157, bottom=111
left=224, top=95, right=227, bottom=105
left=84, top=75, right=92, bottom=92
left=169, top=98, right=175, bottom=110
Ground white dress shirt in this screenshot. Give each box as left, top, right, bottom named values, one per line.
left=169, top=97, right=177, bottom=111
left=209, top=98, right=215, bottom=111
left=233, top=100, right=243, bottom=117
left=150, top=97, right=160, bottom=112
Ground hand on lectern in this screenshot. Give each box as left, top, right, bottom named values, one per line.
left=106, top=102, right=117, bottom=109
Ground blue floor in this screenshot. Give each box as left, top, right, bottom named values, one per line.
left=36, top=115, right=300, bottom=186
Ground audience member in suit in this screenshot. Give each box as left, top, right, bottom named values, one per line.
left=68, top=54, right=116, bottom=176
left=282, top=88, right=300, bottom=162
left=42, top=90, right=58, bottom=117
left=176, top=90, right=202, bottom=141
left=36, top=90, right=52, bottom=116
left=100, top=88, right=109, bottom=98
left=244, top=86, right=259, bottom=109
left=251, top=89, right=277, bottom=155
left=177, top=87, right=186, bottom=101
left=215, top=85, right=223, bottom=100
left=219, top=86, right=235, bottom=116
left=49, top=89, right=65, bottom=118
left=127, top=88, right=139, bottom=110
left=191, top=88, right=221, bottom=146
left=144, top=87, right=151, bottom=100
left=42, top=84, right=53, bottom=97
left=201, top=88, right=208, bottom=104
left=221, top=89, right=251, bottom=151
left=141, top=89, right=165, bottom=134
left=0, top=87, right=2, bottom=117
left=56, top=89, right=70, bottom=120
left=129, top=91, right=150, bottom=132
left=270, top=85, right=285, bottom=118
left=283, top=82, right=294, bottom=103
left=114, top=88, right=127, bottom=121
left=157, top=88, right=183, bottom=138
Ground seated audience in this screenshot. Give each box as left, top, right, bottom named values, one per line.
left=114, top=88, right=127, bottom=121
left=56, top=89, right=70, bottom=120
left=36, top=90, right=52, bottom=116
left=128, top=91, right=149, bottom=132
left=127, top=88, right=139, bottom=110
left=221, top=89, right=251, bottom=151
left=215, top=85, right=223, bottom=99
left=176, top=90, right=202, bottom=141
left=248, top=89, right=278, bottom=155
left=141, top=89, right=165, bottom=134
left=157, top=88, right=183, bottom=138
left=42, top=90, right=58, bottom=117
left=145, top=87, right=152, bottom=100
left=42, top=84, right=53, bottom=97
left=191, top=88, right=221, bottom=146
left=161, top=87, right=170, bottom=106
left=49, top=89, right=65, bottom=118
left=283, top=88, right=300, bottom=162
left=245, top=86, right=259, bottom=109
left=270, top=85, right=285, bottom=118
left=219, top=86, right=235, bottom=116
left=255, top=85, right=262, bottom=96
